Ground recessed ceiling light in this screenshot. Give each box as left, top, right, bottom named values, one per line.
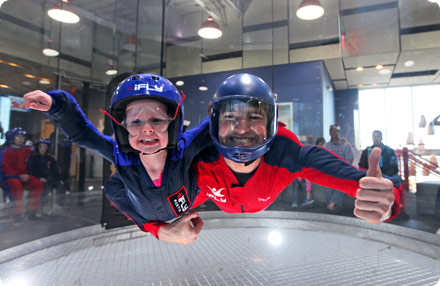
left=39, top=78, right=51, bottom=85
left=105, top=69, right=118, bottom=76
left=22, top=81, right=31, bottom=86
left=42, top=48, right=59, bottom=57
left=0, top=84, right=10, bottom=88
left=379, top=69, right=391, bottom=75
left=24, top=74, right=37, bottom=79
left=375, top=65, right=383, bottom=69
left=356, top=66, right=363, bottom=71
left=176, top=80, right=184, bottom=86
left=199, top=86, right=208, bottom=91
left=404, top=60, right=414, bottom=67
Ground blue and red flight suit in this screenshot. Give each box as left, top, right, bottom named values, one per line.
left=44, top=90, right=211, bottom=238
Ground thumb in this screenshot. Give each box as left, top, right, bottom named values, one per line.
left=366, top=147, right=382, bottom=178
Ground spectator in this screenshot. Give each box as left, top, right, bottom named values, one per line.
left=30, top=138, right=66, bottom=214
left=358, top=130, right=398, bottom=177
left=323, top=125, right=354, bottom=213
left=291, top=177, right=314, bottom=208
left=315, top=137, right=325, bottom=146
left=1, top=128, right=44, bottom=224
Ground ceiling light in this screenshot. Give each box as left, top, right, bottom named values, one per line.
left=404, top=60, right=414, bottom=67
left=48, top=0, right=80, bottom=24
left=105, top=69, right=118, bottom=76
left=198, top=16, right=222, bottom=39
left=199, top=86, right=208, bottom=91
left=39, top=78, right=51, bottom=85
left=296, top=0, right=325, bottom=20
left=356, top=66, right=363, bottom=71
left=22, top=81, right=31, bottom=86
left=42, top=48, right=59, bottom=57
left=0, top=84, right=10, bottom=88
left=428, top=0, right=440, bottom=7
left=7, top=62, right=20, bottom=67
left=24, top=74, right=37, bottom=79
left=375, top=65, right=383, bottom=69
left=379, top=69, right=391, bottom=75
left=0, top=0, right=9, bottom=9
left=176, top=80, right=184, bottom=86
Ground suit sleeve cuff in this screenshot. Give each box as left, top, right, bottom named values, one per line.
left=143, top=221, right=168, bottom=239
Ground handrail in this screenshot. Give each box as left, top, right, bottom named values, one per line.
left=396, top=148, right=440, bottom=192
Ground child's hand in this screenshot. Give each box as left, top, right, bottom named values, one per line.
left=23, top=90, right=53, bottom=111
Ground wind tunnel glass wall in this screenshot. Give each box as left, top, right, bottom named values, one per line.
left=0, top=0, right=439, bottom=258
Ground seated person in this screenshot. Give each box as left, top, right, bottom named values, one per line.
left=30, top=138, right=66, bottom=213
left=1, top=128, right=44, bottom=224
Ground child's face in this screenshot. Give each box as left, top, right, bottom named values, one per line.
left=124, top=99, right=170, bottom=154
left=38, top=143, right=49, bottom=155
left=13, top=134, right=26, bottom=146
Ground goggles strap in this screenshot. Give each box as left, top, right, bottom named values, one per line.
left=99, top=109, right=123, bottom=126
left=171, top=90, right=186, bottom=121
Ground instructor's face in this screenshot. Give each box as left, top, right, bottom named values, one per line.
left=218, top=103, right=267, bottom=148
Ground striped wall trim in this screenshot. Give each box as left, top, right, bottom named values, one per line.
left=289, top=37, right=339, bottom=50
left=341, top=1, right=398, bottom=16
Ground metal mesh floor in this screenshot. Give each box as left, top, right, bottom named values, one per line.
left=1, top=220, right=439, bottom=286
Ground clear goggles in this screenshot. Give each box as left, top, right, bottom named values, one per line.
left=121, top=105, right=172, bottom=136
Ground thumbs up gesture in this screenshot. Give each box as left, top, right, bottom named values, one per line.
left=354, top=147, right=395, bottom=224
left=23, top=90, right=53, bottom=111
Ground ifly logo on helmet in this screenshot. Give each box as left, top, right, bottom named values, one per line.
left=134, top=83, right=164, bottom=92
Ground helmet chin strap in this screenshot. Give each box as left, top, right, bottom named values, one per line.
left=139, top=144, right=177, bottom=156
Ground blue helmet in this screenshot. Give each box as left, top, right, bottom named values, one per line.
left=110, top=73, right=184, bottom=153
left=35, top=138, right=51, bottom=150
left=209, top=73, right=277, bottom=163
left=6, top=128, right=27, bottom=144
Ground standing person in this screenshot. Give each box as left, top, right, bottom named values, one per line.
left=0, top=128, right=44, bottom=224
left=315, top=137, right=325, bottom=146
left=323, top=125, right=354, bottom=213
left=358, top=130, right=398, bottom=177
left=30, top=138, right=65, bottom=214
left=23, top=74, right=211, bottom=243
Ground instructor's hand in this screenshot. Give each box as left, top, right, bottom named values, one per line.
left=157, top=212, right=204, bottom=245
left=354, top=147, right=394, bottom=224
left=23, top=90, right=53, bottom=111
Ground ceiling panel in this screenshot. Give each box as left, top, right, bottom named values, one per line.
left=333, top=80, right=348, bottom=90
left=342, top=53, right=398, bottom=69
left=389, top=75, right=437, bottom=86
left=346, top=65, right=393, bottom=86
left=324, top=58, right=345, bottom=80
left=395, top=48, right=440, bottom=73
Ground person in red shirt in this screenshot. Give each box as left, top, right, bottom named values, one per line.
left=1, top=128, right=44, bottom=224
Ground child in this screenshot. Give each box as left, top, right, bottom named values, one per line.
left=24, top=74, right=211, bottom=241
left=0, top=128, right=44, bottom=224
